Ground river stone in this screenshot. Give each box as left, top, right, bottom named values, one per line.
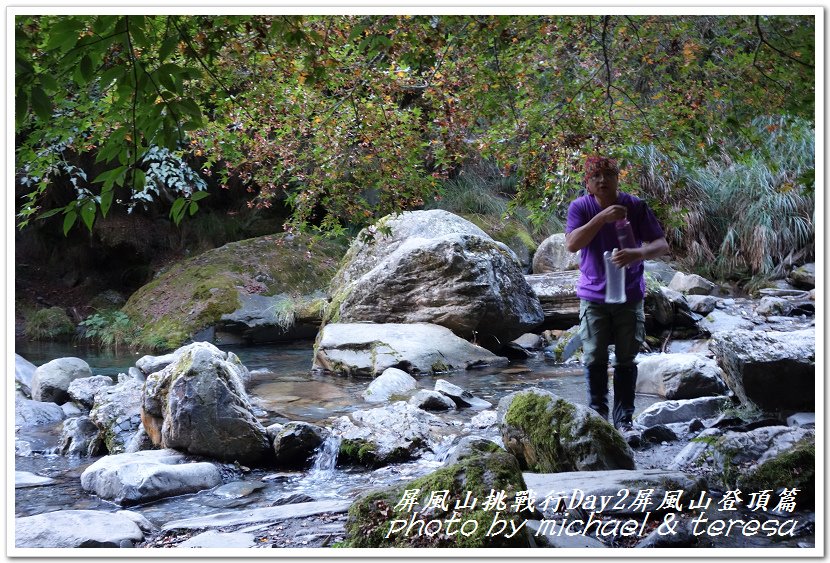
left=363, top=367, right=417, bottom=403
left=141, top=342, right=270, bottom=464
left=59, top=415, right=103, bottom=456
left=272, top=422, right=328, bottom=469
left=80, top=449, right=222, bottom=506
left=435, top=379, right=492, bottom=409
left=408, top=389, right=456, bottom=411
left=15, top=354, right=37, bottom=397
left=788, top=262, right=815, bottom=289
left=685, top=295, right=718, bottom=315
left=498, top=388, right=635, bottom=472
left=31, top=357, right=92, bottom=404
left=163, top=500, right=352, bottom=531
left=333, top=401, right=442, bottom=467
left=787, top=413, right=816, bottom=428
left=67, top=375, right=115, bottom=408
left=217, top=292, right=324, bottom=343
left=15, top=471, right=56, bottom=488
left=314, top=322, right=509, bottom=376
left=523, top=469, right=707, bottom=516
left=700, top=310, right=754, bottom=335
left=635, top=396, right=730, bottom=427
left=532, top=233, right=580, bottom=273
left=15, top=509, right=144, bottom=548
left=343, top=451, right=530, bottom=548
left=15, top=397, right=65, bottom=428
left=669, top=272, right=716, bottom=295
left=470, top=409, right=498, bottom=428
left=636, top=353, right=727, bottom=400
left=646, top=286, right=699, bottom=328
left=710, top=328, right=815, bottom=411
left=327, top=210, right=541, bottom=347
left=524, top=270, right=581, bottom=328
left=136, top=351, right=177, bottom=376
left=716, top=425, right=815, bottom=468
left=755, top=296, right=794, bottom=317
left=441, top=436, right=502, bottom=466
left=177, top=530, right=258, bottom=548
left=89, top=378, right=144, bottom=455
left=512, top=332, right=544, bottom=350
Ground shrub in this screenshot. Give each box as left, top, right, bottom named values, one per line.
left=24, top=307, right=75, bottom=340
left=79, top=310, right=138, bottom=351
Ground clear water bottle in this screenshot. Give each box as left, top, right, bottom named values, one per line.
left=604, top=249, right=626, bottom=304
left=615, top=218, right=641, bottom=270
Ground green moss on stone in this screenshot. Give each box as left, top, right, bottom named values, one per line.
left=25, top=307, right=75, bottom=340
left=342, top=451, right=529, bottom=548
left=339, top=439, right=379, bottom=467
left=739, top=437, right=815, bottom=508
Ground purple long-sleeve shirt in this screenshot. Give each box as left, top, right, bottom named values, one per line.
left=565, top=191, right=665, bottom=303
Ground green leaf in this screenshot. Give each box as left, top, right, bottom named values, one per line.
left=15, top=90, right=28, bottom=126
left=158, top=34, right=179, bottom=61
left=30, top=86, right=51, bottom=121
left=80, top=55, right=94, bottom=82
left=93, top=15, right=117, bottom=34
left=80, top=201, right=96, bottom=232
left=188, top=201, right=199, bottom=216
left=63, top=210, right=78, bottom=236
left=100, top=189, right=114, bottom=217
left=37, top=207, right=64, bottom=220
left=40, top=73, right=58, bottom=93
left=190, top=191, right=209, bottom=201
left=169, top=197, right=186, bottom=224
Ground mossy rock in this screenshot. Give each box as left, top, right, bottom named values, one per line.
left=25, top=307, right=75, bottom=341
left=738, top=436, right=815, bottom=509
left=498, top=388, right=635, bottom=472
left=122, top=233, right=345, bottom=351
left=342, top=451, right=531, bottom=548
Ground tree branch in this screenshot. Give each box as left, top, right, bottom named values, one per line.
left=755, top=15, right=813, bottom=69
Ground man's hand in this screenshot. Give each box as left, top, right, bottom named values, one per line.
left=597, top=204, right=627, bottom=224
left=611, top=248, right=643, bottom=268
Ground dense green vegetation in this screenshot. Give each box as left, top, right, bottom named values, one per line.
left=15, top=14, right=815, bottom=282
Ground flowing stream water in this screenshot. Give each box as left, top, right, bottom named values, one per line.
left=13, top=340, right=666, bottom=534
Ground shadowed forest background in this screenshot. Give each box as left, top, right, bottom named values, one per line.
left=14, top=14, right=815, bottom=347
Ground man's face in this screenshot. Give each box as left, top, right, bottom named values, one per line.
left=586, top=169, right=619, bottom=201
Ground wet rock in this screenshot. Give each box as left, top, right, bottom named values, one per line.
left=272, top=422, right=329, bottom=469
left=272, top=493, right=316, bottom=506
left=90, top=378, right=144, bottom=455
left=80, top=449, right=222, bottom=506
left=15, top=510, right=144, bottom=548
left=641, top=424, right=678, bottom=443
left=716, top=426, right=814, bottom=468
left=15, top=354, right=37, bottom=397
left=646, top=286, right=700, bottom=328
left=314, top=322, right=508, bottom=377
left=498, top=388, right=635, bottom=472
left=787, top=262, right=815, bottom=289
left=177, top=530, right=257, bottom=548
left=135, top=351, right=177, bottom=376
left=67, top=375, right=114, bottom=408
left=636, top=353, right=727, bottom=400
left=512, top=332, right=544, bottom=351
left=59, top=415, right=103, bottom=456
left=209, top=481, right=267, bottom=500
left=141, top=342, right=270, bottom=465
left=163, top=500, right=352, bottom=531
left=61, top=401, right=84, bottom=417
left=685, top=295, right=718, bottom=315
left=435, top=379, right=492, bottom=409
left=710, top=328, right=815, bottom=412
left=216, top=292, right=325, bottom=343
left=333, top=401, right=442, bottom=468
left=15, top=397, right=65, bottom=428
left=669, top=272, right=716, bottom=295
left=343, top=451, right=530, bottom=547
left=116, top=510, right=157, bottom=533
left=442, top=436, right=502, bottom=465
left=531, top=233, right=580, bottom=273
left=635, top=396, right=730, bottom=427
left=738, top=434, right=815, bottom=509
left=408, top=390, right=456, bottom=412
left=470, top=409, right=498, bottom=428
left=31, top=357, right=92, bottom=404
left=15, top=471, right=56, bottom=488
left=363, top=368, right=417, bottom=403
left=755, top=296, right=794, bottom=316
left=700, top=310, right=754, bottom=335
left=787, top=412, right=816, bottom=428
left=524, top=270, right=581, bottom=328
left=327, top=210, right=543, bottom=351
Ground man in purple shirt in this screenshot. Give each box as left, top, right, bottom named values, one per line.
left=565, top=156, right=669, bottom=433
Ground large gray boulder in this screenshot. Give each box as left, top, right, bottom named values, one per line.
left=498, top=388, right=635, bottom=472
left=532, top=233, right=579, bottom=273
left=710, top=328, right=815, bottom=411
left=327, top=210, right=543, bottom=351
left=80, top=449, right=222, bottom=506
left=272, top=422, right=328, bottom=469
left=636, top=353, right=727, bottom=399
left=700, top=310, right=754, bottom=335
left=333, top=401, right=443, bottom=468
left=141, top=342, right=270, bottom=464
left=636, top=396, right=730, bottom=427
left=669, top=272, right=716, bottom=295
left=524, top=271, right=581, bottom=328
left=31, top=357, right=92, bottom=404
left=15, top=510, right=144, bottom=548
left=788, top=262, right=815, bottom=289
left=408, top=390, right=456, bottom=411
left=362, top=367, right=417, bottom=403
left=15, top=354, right=37, bottom=397
left=89, top=378, right=144, bottom=455
left=313, top=322, right=508, bottom=377
left=67, top=375, right=115, bottom=408
left=645, top=286, right=700, bottom=328
left=15, top=397, right=65, bottom=429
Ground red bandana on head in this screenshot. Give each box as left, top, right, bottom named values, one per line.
left=584, top=156, right=619, bottom=180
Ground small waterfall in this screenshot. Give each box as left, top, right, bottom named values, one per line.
left=310, top=434, right=341, bottom=473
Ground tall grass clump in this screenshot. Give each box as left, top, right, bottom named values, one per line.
left=631, top=115, right=813, bottom=284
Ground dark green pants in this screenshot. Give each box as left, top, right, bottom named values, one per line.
left=578, top=299, right=645, bottom=427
